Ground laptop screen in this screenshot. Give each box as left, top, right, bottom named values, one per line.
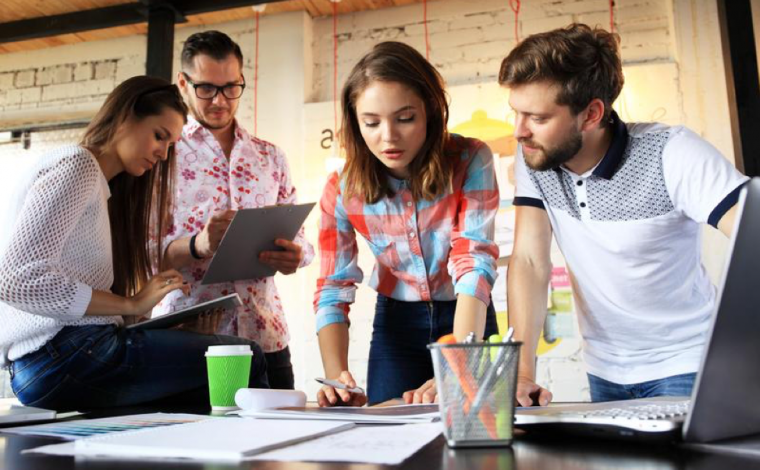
left=685, top=178, right=760, bottom=442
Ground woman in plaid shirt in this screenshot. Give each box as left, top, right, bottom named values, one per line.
left=315, top=41, right=501, bottom=406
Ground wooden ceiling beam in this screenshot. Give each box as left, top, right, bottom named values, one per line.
left=0, top=0, right=288, bottom=45
left=178, top=0, right=287, bottom=17
left=0, top=4, right=147, bottom=43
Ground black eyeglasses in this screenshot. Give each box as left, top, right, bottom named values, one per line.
left=181, top=72, right=246, bottom=100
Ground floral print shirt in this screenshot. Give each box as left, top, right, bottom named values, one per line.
left=153, top=116, right=314, bottom=353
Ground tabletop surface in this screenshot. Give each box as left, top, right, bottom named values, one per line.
left=2, top=404, right=760, bottom=470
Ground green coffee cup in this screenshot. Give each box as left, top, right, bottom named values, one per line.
left=205, top=345, right=253, bottom=411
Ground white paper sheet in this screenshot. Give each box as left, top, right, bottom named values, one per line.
left=250, top=423, right=442, bottom=464
left=23, top=442, right=76, bottom=456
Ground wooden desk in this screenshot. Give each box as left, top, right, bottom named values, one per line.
left=2, top=406, right=760, bottom=470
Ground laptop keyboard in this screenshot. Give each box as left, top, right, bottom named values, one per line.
left=560, top=400, right=691, bottom=420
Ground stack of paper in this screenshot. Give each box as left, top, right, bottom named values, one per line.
left=30, top=418, right=354, bottom=462
left=2, top=413, right=207, bottom=440
left=28, top=420, right=442, bottom=465
left=237, top=403, right=440, bottom=424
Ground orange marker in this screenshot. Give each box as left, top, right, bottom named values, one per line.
left=437, top=333, right=457, bottom=344
left=438, top=334, right=498, bottom=439
left=437, top=333, right=498, bottom=438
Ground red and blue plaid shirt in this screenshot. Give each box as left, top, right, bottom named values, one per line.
left=314, top=135, right=500, bottom=331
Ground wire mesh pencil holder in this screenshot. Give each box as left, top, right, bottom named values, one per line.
left=429, top=341, right=521, bottom=447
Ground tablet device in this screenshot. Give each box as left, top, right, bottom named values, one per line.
left=201, top=203, right=315, bottom=285
left=128, top=293, right=242, bottom=330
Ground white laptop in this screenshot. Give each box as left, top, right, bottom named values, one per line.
left=515, top=178, right=760, bottom=443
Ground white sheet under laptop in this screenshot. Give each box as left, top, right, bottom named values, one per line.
left=515, top=178, right=760, bottom=443
left=0, top=401, right=56, bottom=425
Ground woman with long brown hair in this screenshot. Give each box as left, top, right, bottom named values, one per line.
left=314, top=42, right=500, bottom=406
left=0, top=76, right=267, bottom=411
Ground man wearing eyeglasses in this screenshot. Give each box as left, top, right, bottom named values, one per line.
left=154, top=30, right=314, bottom=390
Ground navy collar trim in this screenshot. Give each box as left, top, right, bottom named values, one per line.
left=591, top=110, right=628, bottom=180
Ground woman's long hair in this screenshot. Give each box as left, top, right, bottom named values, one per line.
left=340, top=41, right=453, bottom=203
left=80, top=76, right=188, bottom=297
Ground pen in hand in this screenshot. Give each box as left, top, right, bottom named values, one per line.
left=315, top=378, right=366, bottom=395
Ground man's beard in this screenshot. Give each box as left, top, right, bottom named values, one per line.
left=189, top=101, right=234, bottom=130
left=521, top=129, right=583, bottom=172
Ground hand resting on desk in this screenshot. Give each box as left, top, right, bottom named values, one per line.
left=402, top=375, right=553, bottom=406
left=317, top=371, right=368, bottom=407
left=516, top=375, right=553, bottom=407
left=402, top=378, right=439, bottom=404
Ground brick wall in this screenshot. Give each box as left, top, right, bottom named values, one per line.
left=0, top=61, right=112, bottom=106
left=310, top=0, right=673, bottom=103
left=0, top=36, right=145, bottom=129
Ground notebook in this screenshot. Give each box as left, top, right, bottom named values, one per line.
left=72, top=417, right=354, bottom=462
left=515, top=178, right=760, bottom=443
left=201, top=203, right=315, bottom=285
left=128, top=293, right=241, bottom=330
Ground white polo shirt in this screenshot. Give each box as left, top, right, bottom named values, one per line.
left=514, top=112, right=749, bottom=384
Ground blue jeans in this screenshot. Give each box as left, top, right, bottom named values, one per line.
left=587, top=372, right=696, bottom=402
left=367, top=294, right=498, bottom=405
left=10, top=325, right=269, bottom=411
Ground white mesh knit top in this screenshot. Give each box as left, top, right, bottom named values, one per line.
left=0, top=145, right=120, bottom=368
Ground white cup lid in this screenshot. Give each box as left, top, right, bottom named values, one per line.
left=205, top=345, right=253, bottom=357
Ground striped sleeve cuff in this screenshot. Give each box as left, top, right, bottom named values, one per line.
left=315, top=306, right=348, bottom=333
left=454, top=270, right=494, bottom=306
left=513, top=197, right=545, bottom=210
left=708, top=182, right=747, bottom=228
